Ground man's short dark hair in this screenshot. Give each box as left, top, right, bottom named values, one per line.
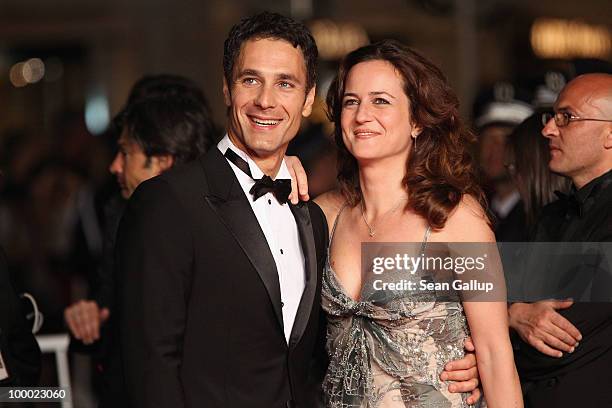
left=112, top=74, right=218, bottom=145
left=122, top=95, right=212, bottom=165
left=223, top=11, right=318, bottom=92
left=125, top=74, right=210, bottom=108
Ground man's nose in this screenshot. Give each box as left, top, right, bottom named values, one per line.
left=541, top=116, right=559, bottom=139
left=109, top=152, right=123, bottom=175
left=254, top=85, right=276, bottom=109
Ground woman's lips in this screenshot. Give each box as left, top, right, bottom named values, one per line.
left=353, top=129, right=380, bottom=138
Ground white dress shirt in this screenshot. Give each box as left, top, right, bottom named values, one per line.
left=217, top=135, right=306, bottom=343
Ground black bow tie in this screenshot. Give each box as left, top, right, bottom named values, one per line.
left=250, top=175, right=291, bottom=204
left=224, top=148, right=291, bottom=204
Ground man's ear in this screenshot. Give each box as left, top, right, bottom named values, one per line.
left=604, top=126, right=612, bottom=149
left=222, top=76, right=231, bottom=107
left=155, top=155, right=175, bottom=173
left=302, top=85, right=316, bottom=118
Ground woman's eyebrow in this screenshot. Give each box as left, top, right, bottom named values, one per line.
left=343, top=91, right=396, bottom=99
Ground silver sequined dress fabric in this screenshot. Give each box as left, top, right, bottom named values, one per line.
left=322, top=208, right=473, bottom=408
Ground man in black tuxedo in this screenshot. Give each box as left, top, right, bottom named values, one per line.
left=117, top=12, right=482, bottom=408
left=117, top=12, right=327, bottom=408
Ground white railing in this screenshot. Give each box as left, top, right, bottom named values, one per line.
left=36, top=334, right=72, bottom=408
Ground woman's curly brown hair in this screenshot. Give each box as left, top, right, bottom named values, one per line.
left=327, top=39, right=488, bottom=230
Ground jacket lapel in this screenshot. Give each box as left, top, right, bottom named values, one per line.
left=201, top=149, right=284, bottom=329
left=288, top=202, right=318, bottom=348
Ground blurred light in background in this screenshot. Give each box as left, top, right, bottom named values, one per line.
left=9, top=58, right=46, bottom=87
left=531, top=18, right=611, bottom=59
left=22, top=58, right=45, bottom=84
left=9, top=62, right=28, bottom=87
left=309, top=19, right=369, bottom=60
left=85, top=91, right=110, bottom=135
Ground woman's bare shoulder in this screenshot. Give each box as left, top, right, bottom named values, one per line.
left=436, top=195, right=494, bottom=242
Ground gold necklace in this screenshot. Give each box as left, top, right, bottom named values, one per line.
left=360, top=197, right=408, bottom=237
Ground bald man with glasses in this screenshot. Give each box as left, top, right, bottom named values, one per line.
left=508, top=73, right=612, bottom=407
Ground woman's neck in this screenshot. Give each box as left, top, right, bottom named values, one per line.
left=358, top=156, right=408, bottom=217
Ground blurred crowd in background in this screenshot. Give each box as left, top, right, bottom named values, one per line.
left=0, top=0, right=610, bottom=405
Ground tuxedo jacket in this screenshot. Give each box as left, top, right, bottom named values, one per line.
left=116, top=148, right=329, bottom=408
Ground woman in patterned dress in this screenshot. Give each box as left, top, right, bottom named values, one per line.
left=314, top=40, right=523, bottom=408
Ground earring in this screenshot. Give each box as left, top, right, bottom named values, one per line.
left=412, top=135, right=417, bottom=152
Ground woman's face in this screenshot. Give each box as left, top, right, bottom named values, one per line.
left=340, top=59, right=419, bottom=163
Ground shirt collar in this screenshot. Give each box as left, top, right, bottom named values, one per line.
left=555, top=169, right=612, bottom=218
left=572, top=169, right=612, bottom=205
left=491, top=189, right=521, bottom=219
left=216, top=134, right=291, bottom=180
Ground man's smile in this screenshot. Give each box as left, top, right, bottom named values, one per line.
left=248, top=114, right=283, bottom=128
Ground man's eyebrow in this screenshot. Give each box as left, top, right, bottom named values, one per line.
left=235, top=70, right=303, bottom=85
left=277, top=73, right=301, bottom=83
left=236, top=69, right=262, bottom=78
left=555, top=105, right=579, bottom=114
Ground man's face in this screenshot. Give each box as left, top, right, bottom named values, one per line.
left=542, top=76, right=612, bottom=187
left=478, top=125, right=513, bottom=182
left=223, top=38, right=315, bottom=158
left=109, top=131, right=166, bottom=198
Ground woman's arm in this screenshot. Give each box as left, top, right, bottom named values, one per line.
left=463, top=301, right=523, bottom=408
left=284, top=155, right=310, bottom=204
left=440, top=196, right=523, bottom=408
left=284, top=155, right=345, bottom=229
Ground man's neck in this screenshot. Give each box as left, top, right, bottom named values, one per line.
left=226, top=133, right=285, bottom=178
left=572, top=163, right=612, bottom=190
